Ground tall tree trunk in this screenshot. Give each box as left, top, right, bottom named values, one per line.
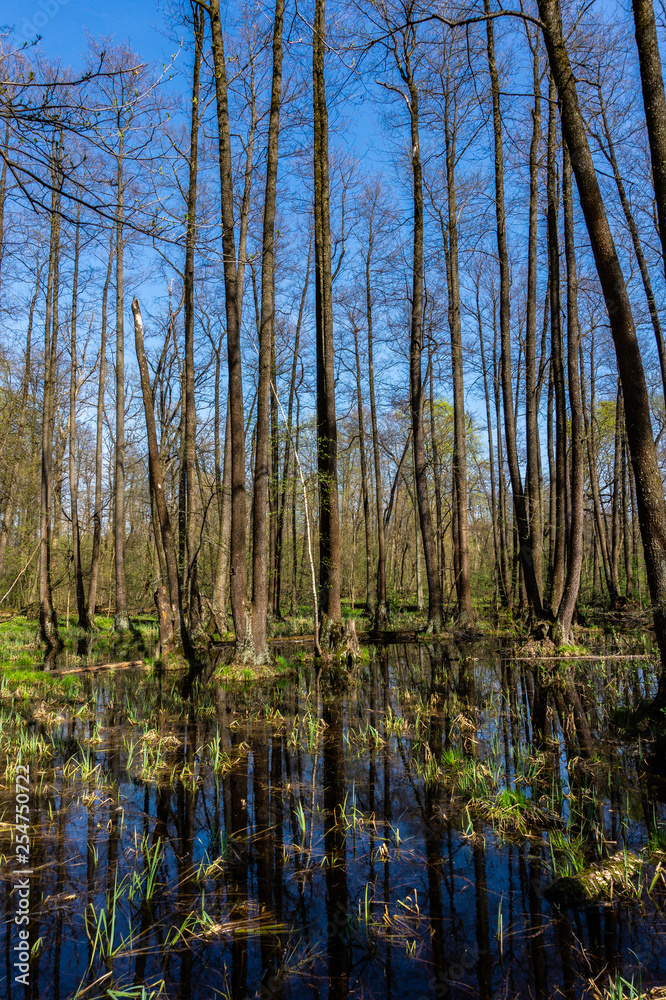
left=133, top=299, right=184, bottom=646
left=113, top=136, right=129, bottom=632
left=251, top=0, right=285, bottom=664
left=395, top=28, right=443, bottom=630
left=622, top=426, right=633, bottom=599
left=209, top=0, right=250, bottom=655
left=181, top=1, right=204, bottom=640
left=597, top=86, right=666, bottom=397
left=485, top=0, right=544, bottom=618
left=275, top=238, right=311, bottom=619
left=555, top=143, right=585, bottom=642
left=313, top=0, right=342, bottom=632
left=477, top=288, right=501, bottom=609
left=68, top=204, right=89, bottom=629
left=40, top=141, right=62, bottom=652
left=352, top=322, right=375, bottom=615
left=492, top=307, right=512, bottom=608
left=443, top=72, right=471, bottom=619
left=547, top=80, right=567, bottom=614
left=525, top=29, right=544, bottom=600
left=88, top=230, right=113, bottom=622
left=364, top=206, right=389, bottom=627
left=632, top=0, right=666, bottom=288
left=580, top=334, right=618, bottom=606
left=610, top=387, right=623, bottom=599
left=428, top=344, right=445, bottom=601
left=538, top=0, right=666, bottom=704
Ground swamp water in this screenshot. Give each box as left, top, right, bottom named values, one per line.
left=1, top=642, right=665, bottom=999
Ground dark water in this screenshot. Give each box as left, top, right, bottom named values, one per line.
left=1, top=643, right=665, bottom=999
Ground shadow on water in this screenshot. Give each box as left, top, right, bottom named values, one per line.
left=1, top=641, right=666, bottom=998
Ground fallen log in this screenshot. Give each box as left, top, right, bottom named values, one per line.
left=49, top=660, right=145, bottom=677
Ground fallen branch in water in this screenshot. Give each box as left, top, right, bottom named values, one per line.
left=49, top=660, right=145, bottom=676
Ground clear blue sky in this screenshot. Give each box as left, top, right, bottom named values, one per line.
left=10, top=0, right=179, bottom=72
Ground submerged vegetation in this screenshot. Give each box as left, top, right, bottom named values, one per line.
left=0, top=625, right=665, bottom=998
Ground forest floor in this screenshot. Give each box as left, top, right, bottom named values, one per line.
left=0, top=608, right=665, bottom=999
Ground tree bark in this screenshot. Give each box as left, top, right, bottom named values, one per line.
left=363, top=197, right=389, bottom=627
left=554, top=143, right=585, bottom=642
left=180, top=1, right=204, bottom=640
left=88, top=229, right=113, bottom=622
left=596, top=86, right=666, bottom=397
left=393, top=27, right=443, bottom=630
left=352, top=321, right=375, bottom=615
left=113, top=133, right=129, bottom=632
left=547, top=80, right=566, bottom=614
left=485, top=0, right=544, bottom=619
left=525, top=28, right=544, bottom=602
left=313, top=0, right=342, bottom=632
left=632, top=0, right=666, bottom=288
left=275, top=238, right=310, bottom=619
left=443, top=71, right=471, bottom=619
left=40, top=141, right=62, bottom=651
left=538, top=0, right=666, bottom=703
left=209, top=0, right=250, bottom=656
left=133, top=299, right=184, bottom=645
left=251, top=0, right=285, bottom=664
left=68, top=204, right=88, bottom=629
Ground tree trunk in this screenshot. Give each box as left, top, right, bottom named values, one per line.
left=632, top=0, right=666, bottom=288
left=597, top=86, right=666, bottom=397
left=113, top=135, right=129, bottom=632
left=554, top=143, right=585, bottom=643
left=133, top=299, right=184, bottom=645
left=443, top=77, right=471, bottom=618
left=364, top=205, right=389, bottom=627
left=181, top=2, right=204, bottom=641
left=525, top=28, right=544, bottom=603
left=352, top=322, right=375, bottom=615
left=398, top=41, right=443, bottom=630
left=275, top=238, right=311, bottom=619
left=538, top=0, right=666, bottom=704
left=88, top=229, right=113, bottom=622
left=209, top=0, right=250, bottom=656
left=547, top=80, right=566, bottom=615
left=40, top=143, right=62, bottom=652
left=251, top=0, right=285, bottom=664
left=313, top=0, right=342, bottom=633
left=485, top=0, right=543, bottom=618
left=68, top=205, right=88, bottom=629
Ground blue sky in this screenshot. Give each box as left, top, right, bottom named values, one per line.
left=10, top=0, right=179, bottom=72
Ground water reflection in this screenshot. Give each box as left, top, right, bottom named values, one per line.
left=1, top=643, right=665, bottom=999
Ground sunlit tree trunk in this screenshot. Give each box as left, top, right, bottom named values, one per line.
left=539, top=0, right=666, bottom=704
left=68, top=204, right=89, bottom=629
left=554, top=143, right=584, bottom=642
left=209, top=0, right=250, bottom=655
left=251, top=0, right=285, bottom=663
left=313, top=0, right=342, bottom=631
left=40, top=141, right=63, bottom=652
left=88, top=230, right=113, bottom=623
left=485, top=0, right=543, bottom=618
left=180, top=1, right=204, bottom=640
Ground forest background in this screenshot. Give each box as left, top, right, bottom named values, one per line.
left=1, top=0, right=666, bottom=675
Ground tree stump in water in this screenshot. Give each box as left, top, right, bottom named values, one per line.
left=318, top=615, right=362, bottom=667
